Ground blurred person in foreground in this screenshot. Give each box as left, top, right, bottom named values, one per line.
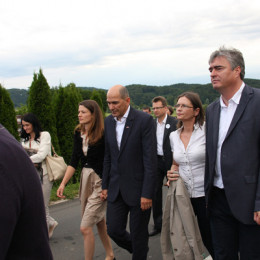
left=57, top=100, right=115, bottom=260
left=101, top=85, right=157, bottom=260
left=0, top=124, right=53, bottom=259
left=205, top=46, right=260, bottom=259
left=167, top=92, right=214, bottom=257
left=21, top=113, right=58, bottom=238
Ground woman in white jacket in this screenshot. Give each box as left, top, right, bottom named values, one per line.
left=21, top=113, right=58, bottom=238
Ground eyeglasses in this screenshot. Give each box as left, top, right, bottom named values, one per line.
left=174, top=104, right=193, bottom=109
left=152, top=106, right=165, bottom=111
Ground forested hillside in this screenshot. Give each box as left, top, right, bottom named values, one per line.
left=8, top=78, right=260, bottom=108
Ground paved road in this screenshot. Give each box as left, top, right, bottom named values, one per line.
left=49, top=187, right=168, bottom=260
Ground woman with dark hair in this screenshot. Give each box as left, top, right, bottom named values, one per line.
left=21, top=113, right=58, bottom=238
left=57, top=100, right=115, bottom=260
left=167, top=92, right=214, bottom=257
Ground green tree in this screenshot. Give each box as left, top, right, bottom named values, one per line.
left=27, top=69, right=59, bottom=151
left=90, top=90, right=104, bottom=116
left=0, top=84, right=19, bottom=139
left=78, top=88, right=92, bottom=100
left=16, top=104, right=28, bottom=116
left=55, top=83, right=82, bottom=183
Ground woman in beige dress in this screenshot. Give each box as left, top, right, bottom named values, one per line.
left=57, top=100, right=115, bottom=260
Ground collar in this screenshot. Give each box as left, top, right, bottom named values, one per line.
left=114, top=105, right=130, bottom=122
left=176, top=122, right=201, bottom=134
left=220, top=82, right=245, bottom=108
left=157, top=114, right=167, bottom=124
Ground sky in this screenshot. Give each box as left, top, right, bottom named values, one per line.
left=1, top=0, right=260, bottom=90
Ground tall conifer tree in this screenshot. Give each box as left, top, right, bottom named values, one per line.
left=55, top=83, right=82, bottom=163
left=0, top=84, right=19, bottom=139
left=27, top=69, right=59, bottom=151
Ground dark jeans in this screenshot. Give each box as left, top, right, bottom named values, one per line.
left=190, top=196, right=214, bottom=258
left=209, top=187, right=260, bottom=260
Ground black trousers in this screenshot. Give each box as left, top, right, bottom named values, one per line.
left=151, top=156, right=167, bottom=230
left=209, top=187, right=260, bottom=260
left=190, top=196, right=214, bottom=258
left=106, top=193, right=151, bottom=260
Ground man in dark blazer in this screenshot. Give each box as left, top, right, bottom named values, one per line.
left=205, top=47, right=260, bottom=259
left=101, top=85, right=157, bottom=260
left=0, top=125, right=53, bottom=260
left=149, top=96, right=177, bottom=236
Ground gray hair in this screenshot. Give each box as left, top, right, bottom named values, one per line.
left=209, top=46, right=245, bottom=80
left=119, top=86, right=129, bottom=99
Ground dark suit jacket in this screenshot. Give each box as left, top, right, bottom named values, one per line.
left=155, top=115, right=177, bottom=171
left=205, top=84, right=260, bottom=225
left=102, top=107, right=157, bottom=206
left=0, top=125, right=53, bottom=259
left=69, top=131, right=105, bottom=177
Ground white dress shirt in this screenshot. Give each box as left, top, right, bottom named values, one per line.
left=214, top=83, right=245, bottom=188
left=169, top=123, right=206, bottom=198
left=114, top=105, right=130, bottom=150
left=156, top=114, right=167, bottom=156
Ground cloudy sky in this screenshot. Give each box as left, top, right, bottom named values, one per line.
left=1, top=0, right=260, bottom=89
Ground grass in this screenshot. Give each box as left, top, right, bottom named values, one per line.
left=50, top=181, right=80, bottom=202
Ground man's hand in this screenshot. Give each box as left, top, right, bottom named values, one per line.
left=254, top=211, right=260, bottom=225
left=100, top=189, right=108, bottom=201
left=141, top=197, right=152, bottom=211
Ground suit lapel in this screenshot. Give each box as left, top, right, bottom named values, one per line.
left=211, top=100, right=220, bottom=152
left=108, top=116, right=119, bottom=152
left=119, top=107, right=134, bottom=156
left=163, top=116, right=170, bottom=145
left=225, top=85, right=252, bottom=140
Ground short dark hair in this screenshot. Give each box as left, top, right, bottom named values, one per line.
left=209, top=46, right=245, bottom=80
left=20, top=113, right=42, bottom=142
left=167, top=105, right=174, bottom=115
left=152, top=96, right=167, bottom=107
left=176, top=92, right=205, bottom=129
left=142, top=106, right=151, bottom=112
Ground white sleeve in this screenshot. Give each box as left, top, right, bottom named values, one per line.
left=169, top=131, right=175, bottom=153
left=30, top=132, right=51, bottom=163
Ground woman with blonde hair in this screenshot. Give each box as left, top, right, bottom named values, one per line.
left=57, top=100, right=115, bottom=260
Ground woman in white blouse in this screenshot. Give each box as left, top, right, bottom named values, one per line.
left=21, top=113, right=58, bottom=238
left=167, top=92, right=214, bottom=257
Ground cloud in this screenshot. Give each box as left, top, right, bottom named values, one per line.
left=1, top=0, right=260, bottom=89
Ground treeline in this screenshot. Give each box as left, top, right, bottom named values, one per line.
left=8, top=78, right=260, bottom=109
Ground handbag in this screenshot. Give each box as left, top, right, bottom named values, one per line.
left=24, top=147, right=43, bottom=182
left=45, top=145, right=67, bottom=182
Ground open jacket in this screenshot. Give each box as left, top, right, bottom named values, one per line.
left=161, top=178, right=206, bottom=260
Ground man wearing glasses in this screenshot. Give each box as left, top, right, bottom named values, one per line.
left=149, top=96, right=177, bottom=236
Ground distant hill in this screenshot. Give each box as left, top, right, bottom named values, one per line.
left=8, top=88, right=28, bottom=107
left=8, top=78, right=260, bottom=108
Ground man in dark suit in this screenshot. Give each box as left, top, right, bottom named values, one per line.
left=205, top=47, right=260, bottom=259
left=0, top=125, right=53, bottom=260
left=149, top=96, right=177, bottom=236
left=101, top=85, right=157, bottom=260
